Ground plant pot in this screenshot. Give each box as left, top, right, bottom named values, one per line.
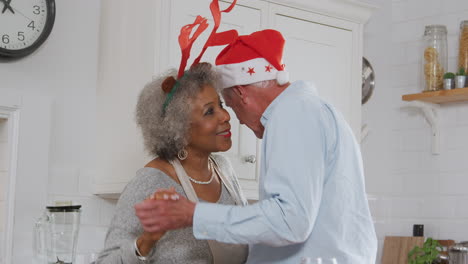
left=444, top=78, right=454, bottom=89
left=455, top=75, right=467, bottom=88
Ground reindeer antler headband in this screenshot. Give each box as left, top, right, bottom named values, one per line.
left=161, top=0, right=239, bottom=114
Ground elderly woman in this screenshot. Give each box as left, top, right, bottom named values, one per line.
left=96, top=62, right=248, bottom=264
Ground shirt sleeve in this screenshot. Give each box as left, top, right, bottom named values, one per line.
left=194, top=99, right=333, bottom=247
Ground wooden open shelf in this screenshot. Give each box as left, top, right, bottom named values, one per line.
left=402, top=87, right=468, bottom=104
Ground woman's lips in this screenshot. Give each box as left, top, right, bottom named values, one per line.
left=217, top=130, right=232, bottom=138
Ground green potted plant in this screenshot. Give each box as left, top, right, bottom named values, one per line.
left=443, top=72, right=455, bottom=89
left=455, top=67, right=466, bottom=88
left=408, top=238, right=442, bottom=264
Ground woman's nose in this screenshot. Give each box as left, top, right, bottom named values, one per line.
left=221, top=109, right=230, bottom=123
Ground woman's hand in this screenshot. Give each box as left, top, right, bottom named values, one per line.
left=134, top=188, right=180, bottom=256
left=135, top=231, right=164, bottom=257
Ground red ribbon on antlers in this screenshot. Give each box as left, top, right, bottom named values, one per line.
left=176, top=0, right=238, bottom=78
left=192, top=0, right=238, bottom=66
left=177, top=16, right=209, bottom=78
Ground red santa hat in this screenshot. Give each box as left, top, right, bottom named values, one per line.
left=215, top=29, right=289, bottom=89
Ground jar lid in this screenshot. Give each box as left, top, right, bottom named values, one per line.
left=46, top=205, right=81, bottom=212
left=461, top=20, right=468, bottom=29
left=424, top=25, right=447, bottom=35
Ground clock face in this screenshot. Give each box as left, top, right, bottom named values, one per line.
left=0, top=0, right=55, bottom=58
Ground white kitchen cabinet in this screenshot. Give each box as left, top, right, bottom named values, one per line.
left=95, top=0, right=375, bottom=199
left=271, top=3, right=362, bottom=137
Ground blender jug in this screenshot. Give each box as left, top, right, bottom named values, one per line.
left=34, top=205, right=81, bottom=264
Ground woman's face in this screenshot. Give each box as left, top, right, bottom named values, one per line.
left=187, top=84, right=232, bottom=155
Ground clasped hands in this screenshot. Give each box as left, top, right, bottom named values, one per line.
left=134, top=187, right=196, bottom=240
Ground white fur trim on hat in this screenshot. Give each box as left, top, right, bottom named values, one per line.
left=276, top=71, right=289, bottom=86
left=216, top=58, right=288, bottom=89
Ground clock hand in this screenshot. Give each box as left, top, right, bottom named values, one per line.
left=1, top=0, right=8, bottom=13
left=10, top=5, right=33, bottom=22
left=1, top=0, right=14, bottom=14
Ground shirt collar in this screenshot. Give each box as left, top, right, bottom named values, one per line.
left=260, top=81, right=317, bottom=127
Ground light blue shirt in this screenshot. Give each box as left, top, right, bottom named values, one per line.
left=194, top=81, right=377, bottom=264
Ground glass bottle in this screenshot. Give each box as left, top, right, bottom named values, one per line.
left=422, top=25, right=448, bottom=92
left=458, top=21, right=468, bottom=73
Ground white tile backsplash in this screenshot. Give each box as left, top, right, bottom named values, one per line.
left=392, top=0, right=442, bottom=23
left=392, top=20, right=424, bottom=43
left=76, top=225, right=108, bottom=254
left=390, top=198, right=424, bottom=218
left=439, top=221, right=468, bottom=242
left=401, top=173, right=438, bottom=195
left=48, top=167, right=80, bottom=196
left=456, top=104, right=468, bottom=124
left=420, top=196, right=457, bottom=218
left=368, top=197, right=390, bottom=219
left=99, top=199, right=117, bottom=227
left=78, top=169, right=97, bottom=196
left=454, top=197, right=468, bottom=218
left=398, top=129, right=431, bottom=152
left=405, top=41, right=423, bottom=64
left=445, top=126, right=468, bottom=149
left=438, top=172, right=468, bottom=195
left=440, top=0, right=468, bottom=15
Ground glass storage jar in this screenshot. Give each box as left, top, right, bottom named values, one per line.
left=458, top=21, right=468, bottom=74
left=422, top=25, right=447, bottom=92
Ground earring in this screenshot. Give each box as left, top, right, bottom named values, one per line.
left=177, top=148, right=188, bottom=160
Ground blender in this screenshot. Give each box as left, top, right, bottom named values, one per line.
left=34, top=205, right=81, bottom=264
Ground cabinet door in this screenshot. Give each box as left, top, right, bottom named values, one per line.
left=164, top=0, right=267, bottom=199
left=95, top=0, right=157, bottom=198
left=269, top=4, right=361, bottom=136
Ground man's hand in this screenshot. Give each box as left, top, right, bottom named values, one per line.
left=135, top=189, right=196, bottom=233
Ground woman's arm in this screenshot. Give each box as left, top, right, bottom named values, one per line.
left=96, top=169, right=175, bottom=263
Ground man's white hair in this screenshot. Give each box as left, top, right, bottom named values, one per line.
left=249, top=79, right=277, bottom=88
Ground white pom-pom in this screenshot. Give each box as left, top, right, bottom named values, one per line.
left=276, top=71, right=289, bottom=85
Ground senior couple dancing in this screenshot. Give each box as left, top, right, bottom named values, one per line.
left=96, top=9, right=377, bottom=264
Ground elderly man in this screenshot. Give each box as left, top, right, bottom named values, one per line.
left=135, top=29, right=377, bottom=263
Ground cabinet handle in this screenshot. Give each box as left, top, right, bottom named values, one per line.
left=244, top=155, right=256, bottom=164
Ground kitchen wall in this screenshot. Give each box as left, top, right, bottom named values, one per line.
left=0, top=1, right=107, bottom=263
left=363, top=0, right=468, bottom=262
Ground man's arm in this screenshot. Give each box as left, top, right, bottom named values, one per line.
left=193, top=101, right=329, bottom=246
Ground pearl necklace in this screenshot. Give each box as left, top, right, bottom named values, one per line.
left=187, top=159, right=215, bottom=185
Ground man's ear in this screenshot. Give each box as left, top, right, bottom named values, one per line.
left=233, top=85, right=248, bottom=104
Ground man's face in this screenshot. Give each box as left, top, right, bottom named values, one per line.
left=222, top=87, right=265, bottom=139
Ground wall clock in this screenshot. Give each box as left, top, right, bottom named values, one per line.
left=362, top=57, right=375, bottom=105
left=0, top=0, right=55, bottom=58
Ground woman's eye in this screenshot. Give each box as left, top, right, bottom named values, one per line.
left=204, top=108, right=214, bottom=116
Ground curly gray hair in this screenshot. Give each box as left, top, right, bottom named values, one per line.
left=135, top=62, right=220, bottom=160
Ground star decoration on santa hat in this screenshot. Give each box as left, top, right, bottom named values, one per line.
left=265, top=65, right=273, bottom=72
left=247, top=67, right=255, bottom=75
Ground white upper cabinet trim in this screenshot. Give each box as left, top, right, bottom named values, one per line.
left=267, top=0, right=377, bottom=24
